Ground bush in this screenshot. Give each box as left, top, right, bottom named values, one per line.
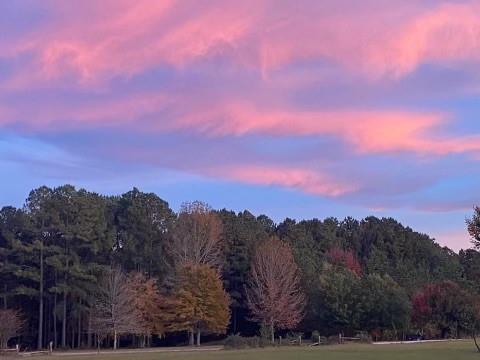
left=224, top=335, right=247, bottom=349
left=224, top=335, right=261, bottom=349
left=355, top=332, right=372, bottom=343
left=311, top=330, right=320, bottom=342
left=381, top=329, right=398, bottom=341
left=246, top=336, right=261, bottom=348
left=327, top=335, right=341, bottom=344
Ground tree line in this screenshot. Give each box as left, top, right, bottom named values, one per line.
left=1, top=185, right=480, bottom=349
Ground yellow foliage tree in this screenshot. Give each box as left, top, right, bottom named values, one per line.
left=163, top=264, right=230, bottom=346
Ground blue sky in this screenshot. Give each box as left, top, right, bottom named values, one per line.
left=2, top=0, right=480, bottom=251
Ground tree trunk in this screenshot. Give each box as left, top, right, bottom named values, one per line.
left=3, top=283, right=7, bottom=309
left=87, top=311, right=92, bottom=348
left=270, top=322, right=274, bottom=344
left=189, top=331, right=194, bottom=346
left=46, top=296, right=51, bottom=349
left=62, top=292, right=67, bottom=347
left=233, top=307, right=237, bottom=334
left=113, top=330, right=118, bottom=350
left=474, top=329, right=480, bottom=353
left=196, top=329, right=201, bottom=347
left=71, top=323, right=75, bottom=348
left=53, top=287, right=57, bottom=348
left=37, top=242, right=44, bottom=349
left=77, top=311, right=81, bottom=348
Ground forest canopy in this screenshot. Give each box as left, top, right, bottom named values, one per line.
left=1, top=185, right=479, bottom=349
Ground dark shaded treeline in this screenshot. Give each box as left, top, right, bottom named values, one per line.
left=1, top=185, right=479, bottom=348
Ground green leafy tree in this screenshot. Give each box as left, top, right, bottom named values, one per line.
left=358, top=274, right=411, bottom=338
left=309, top=265, right=361, bottom=334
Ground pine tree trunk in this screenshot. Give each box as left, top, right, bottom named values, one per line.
left=87, top=311, right=92, bottom=348
left=53, top=289, right=57, bottom=348
left=62, top=292, right=67, bottom=347
left=196, top=329, right=201, bottom=347
left=38, top=242, right=44, bottom=349
left=71, top=323, right=75, bottom=348
left=46, top=296, right=51, bottom=348
left=77, top=310, right=81, bottom=348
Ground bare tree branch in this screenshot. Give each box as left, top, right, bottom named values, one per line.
left=169, top=201, right=223, bottom=269
left=91, top=267, right=144, bottom=349
left=0, top=309, right=24, bottom=349
left=246, top=237, right=305, bottom=343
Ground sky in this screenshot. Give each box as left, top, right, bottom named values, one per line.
left=1, top=0, right=480, bottom=251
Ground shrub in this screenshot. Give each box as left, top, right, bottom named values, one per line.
left=355, top=332, right=372, bottom=343
left=224, top=335, right=248, bottom=349
left=224, top=335, right=261, bottom=349
left=246, top=336, right=261, bottom=348
left=327, top=335, right=341, bottom=344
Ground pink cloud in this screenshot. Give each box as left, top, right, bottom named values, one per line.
left=0, top=93, right=171, bottom=130
left=4, top=0, right=480, bottom=87
left=175, top=101, right=480, bottom=156
left=208, top=164, right=356, bottom=197
left=2, top=89, right=479, bottom=157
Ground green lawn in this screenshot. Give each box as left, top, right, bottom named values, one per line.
left=34, top=341, right=479, bottom=360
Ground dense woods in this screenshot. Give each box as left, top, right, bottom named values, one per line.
left=2, top=185, right=480, bottom=350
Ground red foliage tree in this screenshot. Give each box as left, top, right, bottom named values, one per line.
left=411, top=281, right=477, bottom=339
left=326, top=247, right=362, bottom=276
left=0, top=309, right=24, bottom=349
left=411, top=286, right=433, bottom=329
left=246, top=237, right=305, bottom=344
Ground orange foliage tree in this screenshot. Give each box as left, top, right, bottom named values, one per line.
left=126, top=272, right=165, bottom=346
left=162, top=264, right=230, bottom=346
left=246, top=237, right=305, bottom=344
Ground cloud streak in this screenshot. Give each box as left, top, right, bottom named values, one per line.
left=3, top=0, right=480, bottom=88
left=1, top=0, right=480, bottom=252
left=208, top=164, right=356, bottom=197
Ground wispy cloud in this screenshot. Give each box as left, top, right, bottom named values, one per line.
left=1, top=0, right=480, bottom=252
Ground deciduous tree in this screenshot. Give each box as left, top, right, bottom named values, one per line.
left=91, top=267, right=144, bottom=349
left=163, top=264, right=230, bottom=346
left=246, top=237, right=305, bottom=343
left=126, top=272, right=164, bottom=346
left=0, top=309, right=24, bottom=349
left=170, top=201, right=223, bottom=268
left=468, top=207, right=480, bottom=249
left=412, top=281, right=476, bottom=338
left=326, top=247, right=362, bottom=276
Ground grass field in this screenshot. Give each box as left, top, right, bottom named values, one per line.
left=31, top=341, right=480, bottom=360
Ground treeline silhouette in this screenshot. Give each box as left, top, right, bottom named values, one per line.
left=1, top=185, right=480, bottom=350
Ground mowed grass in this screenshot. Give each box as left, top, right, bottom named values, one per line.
left=32, top=341, right=480, bottom=360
